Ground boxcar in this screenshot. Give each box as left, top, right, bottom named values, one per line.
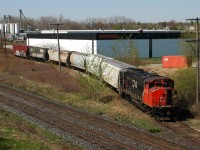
left=29, top=47, right=48, bottom=60
left=13, top=44, right=29, bottom=57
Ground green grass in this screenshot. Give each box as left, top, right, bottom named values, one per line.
left=134, top=119, right=161, bottom=133
left=0, top=109, right=80, bottom=150
left=137, top=57, right=162, bottom=65
left=188, top=119, right=200, bottom=129
left=113, top=113, right=161, bottom=133
left=118, top=57, right=162, bottom=66
left=114, top=112, right=134, bottom=124
left=0, top=110, right=48, bottom=150
left=0, top=137, right=49, bottom=150
left=90, top=106, right=108, bottom=116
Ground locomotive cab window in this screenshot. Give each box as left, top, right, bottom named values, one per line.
left=149, top=79, right=174, bottom=88
left=156, top=82, right=163, bottom=87
left=163, top=80, right=174, bottom=88
left=149, top=82, right=154, bottom=88
left=145, top=83, right=148, bottom=88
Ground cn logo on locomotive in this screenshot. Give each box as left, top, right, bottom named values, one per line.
left=132, top=80, right=137, bottom=89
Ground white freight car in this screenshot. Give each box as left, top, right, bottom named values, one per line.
left=85, top=54, right=136, bottom=89
left=48, top=49, right=70, bottom=63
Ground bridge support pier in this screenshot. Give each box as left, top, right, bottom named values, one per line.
left=149, top=39, right=152, bottom=58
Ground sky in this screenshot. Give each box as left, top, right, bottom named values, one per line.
left=1, top=0, right=200, bottom=23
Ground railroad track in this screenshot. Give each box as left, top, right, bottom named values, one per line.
left=161, top=121, right=200, bottom=144
left=0, top=83, right=198, bottom=149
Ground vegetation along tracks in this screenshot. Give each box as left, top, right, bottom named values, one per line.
left=0, top=83, right=197, bottom=149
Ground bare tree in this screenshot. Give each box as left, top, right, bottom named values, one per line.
left=112, top=37, right=139, bottom=65
left=37, top=16, right=57, bottom=30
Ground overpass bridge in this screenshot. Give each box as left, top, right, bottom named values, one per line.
left=27, top=30, right=181, bottom=58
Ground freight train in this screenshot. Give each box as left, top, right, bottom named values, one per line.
left=13, top=44, right=178, bottom=119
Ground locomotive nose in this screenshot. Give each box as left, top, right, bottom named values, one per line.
left=149, top=88, right=173, bottom=107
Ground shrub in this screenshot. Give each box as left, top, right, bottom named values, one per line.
left=78, top=72, right=107, bottom=101
left=111, top=38, right=139, bottom=65
left=77, top=54, right=110, bottom=101
left=172, top=68, right=197, bottom=109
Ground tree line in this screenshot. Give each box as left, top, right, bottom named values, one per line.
left=0, top=15, right=193, bottom=31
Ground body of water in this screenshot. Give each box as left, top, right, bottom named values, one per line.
left=97, top=39, right=182, bottom=58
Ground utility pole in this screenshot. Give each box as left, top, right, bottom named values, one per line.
left=19, top=9, right=22, bottom=31
left=186, top=17, right=200, bottom=114
left=3, top=25, right=7, bottom=57
left=3, top=15, right=9, bottom=57
left=50, top=23, right=63, bottom=72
